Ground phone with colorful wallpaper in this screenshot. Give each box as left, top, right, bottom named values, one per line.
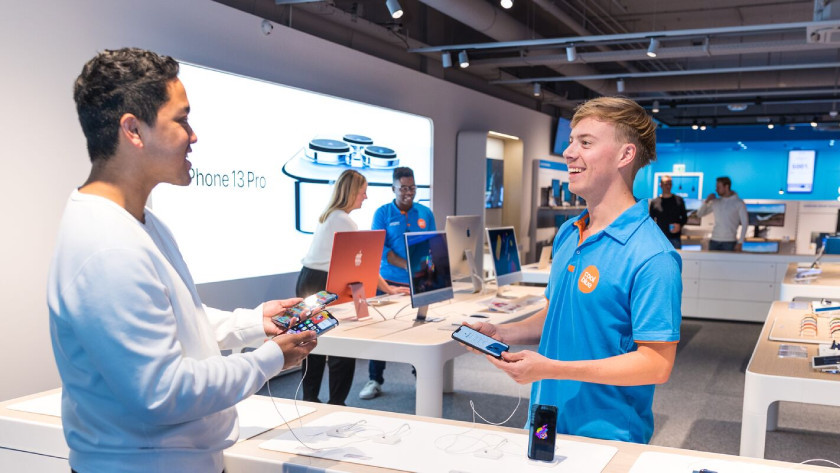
left=271, top=290, right=338, bottom=329
left=527, top=404, right=558, bottom=462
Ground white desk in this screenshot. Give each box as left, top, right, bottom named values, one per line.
left=3, top=390, right=835, bottom=473
left=521, top=263, right=550, bottom=284
left=739, top=301, right=840, bottom=458
left=779, top=262, right=840, bottom=301
left=314, top=284, right=546, bottom=418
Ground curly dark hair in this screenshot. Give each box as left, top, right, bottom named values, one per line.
left=73, top=48, right=179, bottom=161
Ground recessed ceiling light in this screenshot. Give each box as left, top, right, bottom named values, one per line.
left=727, top=103, right=748, bottom=112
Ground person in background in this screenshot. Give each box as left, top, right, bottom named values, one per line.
left=696, top=176, right=748, bottom=251
left=460, top=97, right=681, bottom=444
left=649, top=175, right=688, bottom=248
left=295, top=169, right=404, bottom=405
left=359, top=166, right=436, bottom=400
left=49, top=47, right=316, bottom=473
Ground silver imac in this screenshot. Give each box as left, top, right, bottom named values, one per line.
left=405, top=231, right=454, bottom=322
left=486, top=226, right=523, bottom=297
left=445, top=215, right=483, bottom=293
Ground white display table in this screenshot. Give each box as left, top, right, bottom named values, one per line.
left=779, top=262, right=840, bottom=301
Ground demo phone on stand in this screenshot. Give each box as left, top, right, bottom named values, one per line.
left=287, top=310, right=339, bottom=336
left=527, top=404, right=558, bottom=462
left=451, top=325, right=510, bottom=359
left=272, top=290, right=338, bottom=329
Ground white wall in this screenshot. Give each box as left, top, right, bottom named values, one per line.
left=0, top=0, right=552, bottom=400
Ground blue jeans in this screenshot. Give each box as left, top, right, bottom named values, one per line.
left=709, top=240, right=736, bottom=251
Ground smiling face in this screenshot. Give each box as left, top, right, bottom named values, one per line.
left=563, top=117, right=631, bottom=203
left=138, top=79, right=197, bottom=187
left=393, top=176, right=416, bottom=210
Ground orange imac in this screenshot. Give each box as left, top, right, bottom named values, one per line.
left=326, top=230, right=386, bottom=320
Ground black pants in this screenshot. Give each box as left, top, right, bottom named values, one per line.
left=296, top=266, right=355, bottom=405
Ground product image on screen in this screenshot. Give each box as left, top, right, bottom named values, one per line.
left=451, top=325, right=509, bottom=358
left=741, top=241, right=780, bottom=254
left=528, top=404, right=558, bottom=462
left=272, top=290, right=338, bottom=329
left=486, top=227, right=523, bottom=289
left=405, top=231, right=454, bottom=321
left=485, top=158, right=504, bottom=209
left=684, top=198, right=703, bottom=226
left=746, top=203, right=785, bottom=227
left=287, top=310, right=339, bottom=336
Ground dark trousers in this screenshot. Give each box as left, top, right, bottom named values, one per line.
left=709, top=240, right=736, bottom=251
left=668, top=236, right=682, bottom=249
left=368, top=281, right=411, bottom=384
left=296, top=266, right=355, bottom=405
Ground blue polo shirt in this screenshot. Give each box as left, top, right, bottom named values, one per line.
left=372, top=200, right=436, bottom=284
left=532, top=199, right=681, bottom=444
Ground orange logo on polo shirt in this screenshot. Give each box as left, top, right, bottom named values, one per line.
left=418, top=218, right=427, bottom=229
left=578, top=265, right=599, bottom=293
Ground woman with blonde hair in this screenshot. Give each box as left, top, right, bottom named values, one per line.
left=296, top=169, right=403, bottom=404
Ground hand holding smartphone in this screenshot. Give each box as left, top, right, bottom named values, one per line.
left=451, top=325, right=509, bottom=359
left=272, top=290, right=338, bottom=329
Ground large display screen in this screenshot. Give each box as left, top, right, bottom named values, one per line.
left=149, top=63, right=433, bottom=284
left=746, top=203, right=786, bottom=227
left=786, top=150, right=815, bottom=193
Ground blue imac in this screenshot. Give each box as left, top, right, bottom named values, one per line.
left=405, top=231, right=454, bottom=322
left=486, top=227, right=523, bottom=297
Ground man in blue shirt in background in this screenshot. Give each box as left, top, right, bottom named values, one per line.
left=462, top=97, right=681, bottom=443
left=359, top=166, right=436, bottom=400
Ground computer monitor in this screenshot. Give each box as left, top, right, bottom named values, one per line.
left=826, top=236, right=840, bottom=255
left=405, top=231, right=454, bottom=322
left=445, top=215, right=483, bottom=292
left=741, top=241, right=780, bottom=254
left=326, top=230, right=385, bottom=320
left=684, top=198, right=702, bottom=226
left=746, top=203, right=785, bottom=227
left=486, top=226, right=522, bottom=296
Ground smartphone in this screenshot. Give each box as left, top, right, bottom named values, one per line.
left=451, top=325, right=510, bottom=359
left=272, top=290, right=338, bottom=329
left=287, top=309, right=339, bottom=336
left=812, top=354, right=840, bottom=369
left=527, top=404, right=558, bottom=462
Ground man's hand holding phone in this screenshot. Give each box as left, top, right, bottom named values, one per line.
left=272, top=331, right=317, bottom=369
left=262, top=298, right=304, bottom=336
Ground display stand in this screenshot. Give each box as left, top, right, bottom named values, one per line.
left=347, top=282, right=371, bottom=320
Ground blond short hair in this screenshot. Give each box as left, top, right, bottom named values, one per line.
left=570, top=96, right=657, bottom=171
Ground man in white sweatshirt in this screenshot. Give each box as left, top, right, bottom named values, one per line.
left=696, top=176, right=748, bottom=251
left=48, top=48, right=317, bottom=473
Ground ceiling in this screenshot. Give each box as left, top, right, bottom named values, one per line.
left=215, top=0, right=840, bottom=130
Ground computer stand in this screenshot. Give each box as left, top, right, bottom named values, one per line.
left=414, top=305, right=444, bottom=323
left=464, top=249, right=483, bottom=293
left=495, top=286, right=518, bottom=299
left=348, top=282, right=371, bottom=320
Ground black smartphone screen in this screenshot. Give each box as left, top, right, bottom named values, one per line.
left=287, top=310, right=339, bottom=336
left=528, top=404, right=557, bottom=462
left=451, top=326, right=509, bottom=359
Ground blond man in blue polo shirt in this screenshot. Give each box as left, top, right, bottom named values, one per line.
left=464, top=97, right=681, bottom=443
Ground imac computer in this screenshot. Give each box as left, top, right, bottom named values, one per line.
left=405, top=231, right=454, bottom=322
left=445, top=215, right=483, bottom=293
left=486, top=226, right=523, bottom=297
left=746, top=203, right=785, bottom=237
left=326, top=230, right=385, bottom=320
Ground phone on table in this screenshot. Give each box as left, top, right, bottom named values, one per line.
left=287, top=309, right=339, bottom=336
left=527, top=404, right=558, bottom=462
left=812, top=354, right=840, bottom=369
left=451, top=325, right=509, bottom=359
left=272, top=290, right=338, bottom=329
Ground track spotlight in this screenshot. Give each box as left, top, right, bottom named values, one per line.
left=811, top=116, right=819, bottom=127
left=691, top=121, right=699, bottom=130
left=616, top=78, right=625, bottom=93
left=651, top=100, right=660, bottom=113
left=646, top=38, right=660, bottom=58
left=767, top=122, right=775, bottom=129
left=441, top=52, right=452, bottom=69
left=566, top=45, right=577, bottom=62
left=385, top=0, right=403, bottom=19
left=533, top=82, right=541, bottom=97
left=458, top=50, right=469, bottom=68
left=700, top=124, right=707, bottom=131
left=500, top=0, right=513, bottom=9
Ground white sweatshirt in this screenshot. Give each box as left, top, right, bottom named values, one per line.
left=697, top=192, right=749, bottom=243
left=300, top=210, right=358, bottom=271
left=47, top=191, right=286, bottom=473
